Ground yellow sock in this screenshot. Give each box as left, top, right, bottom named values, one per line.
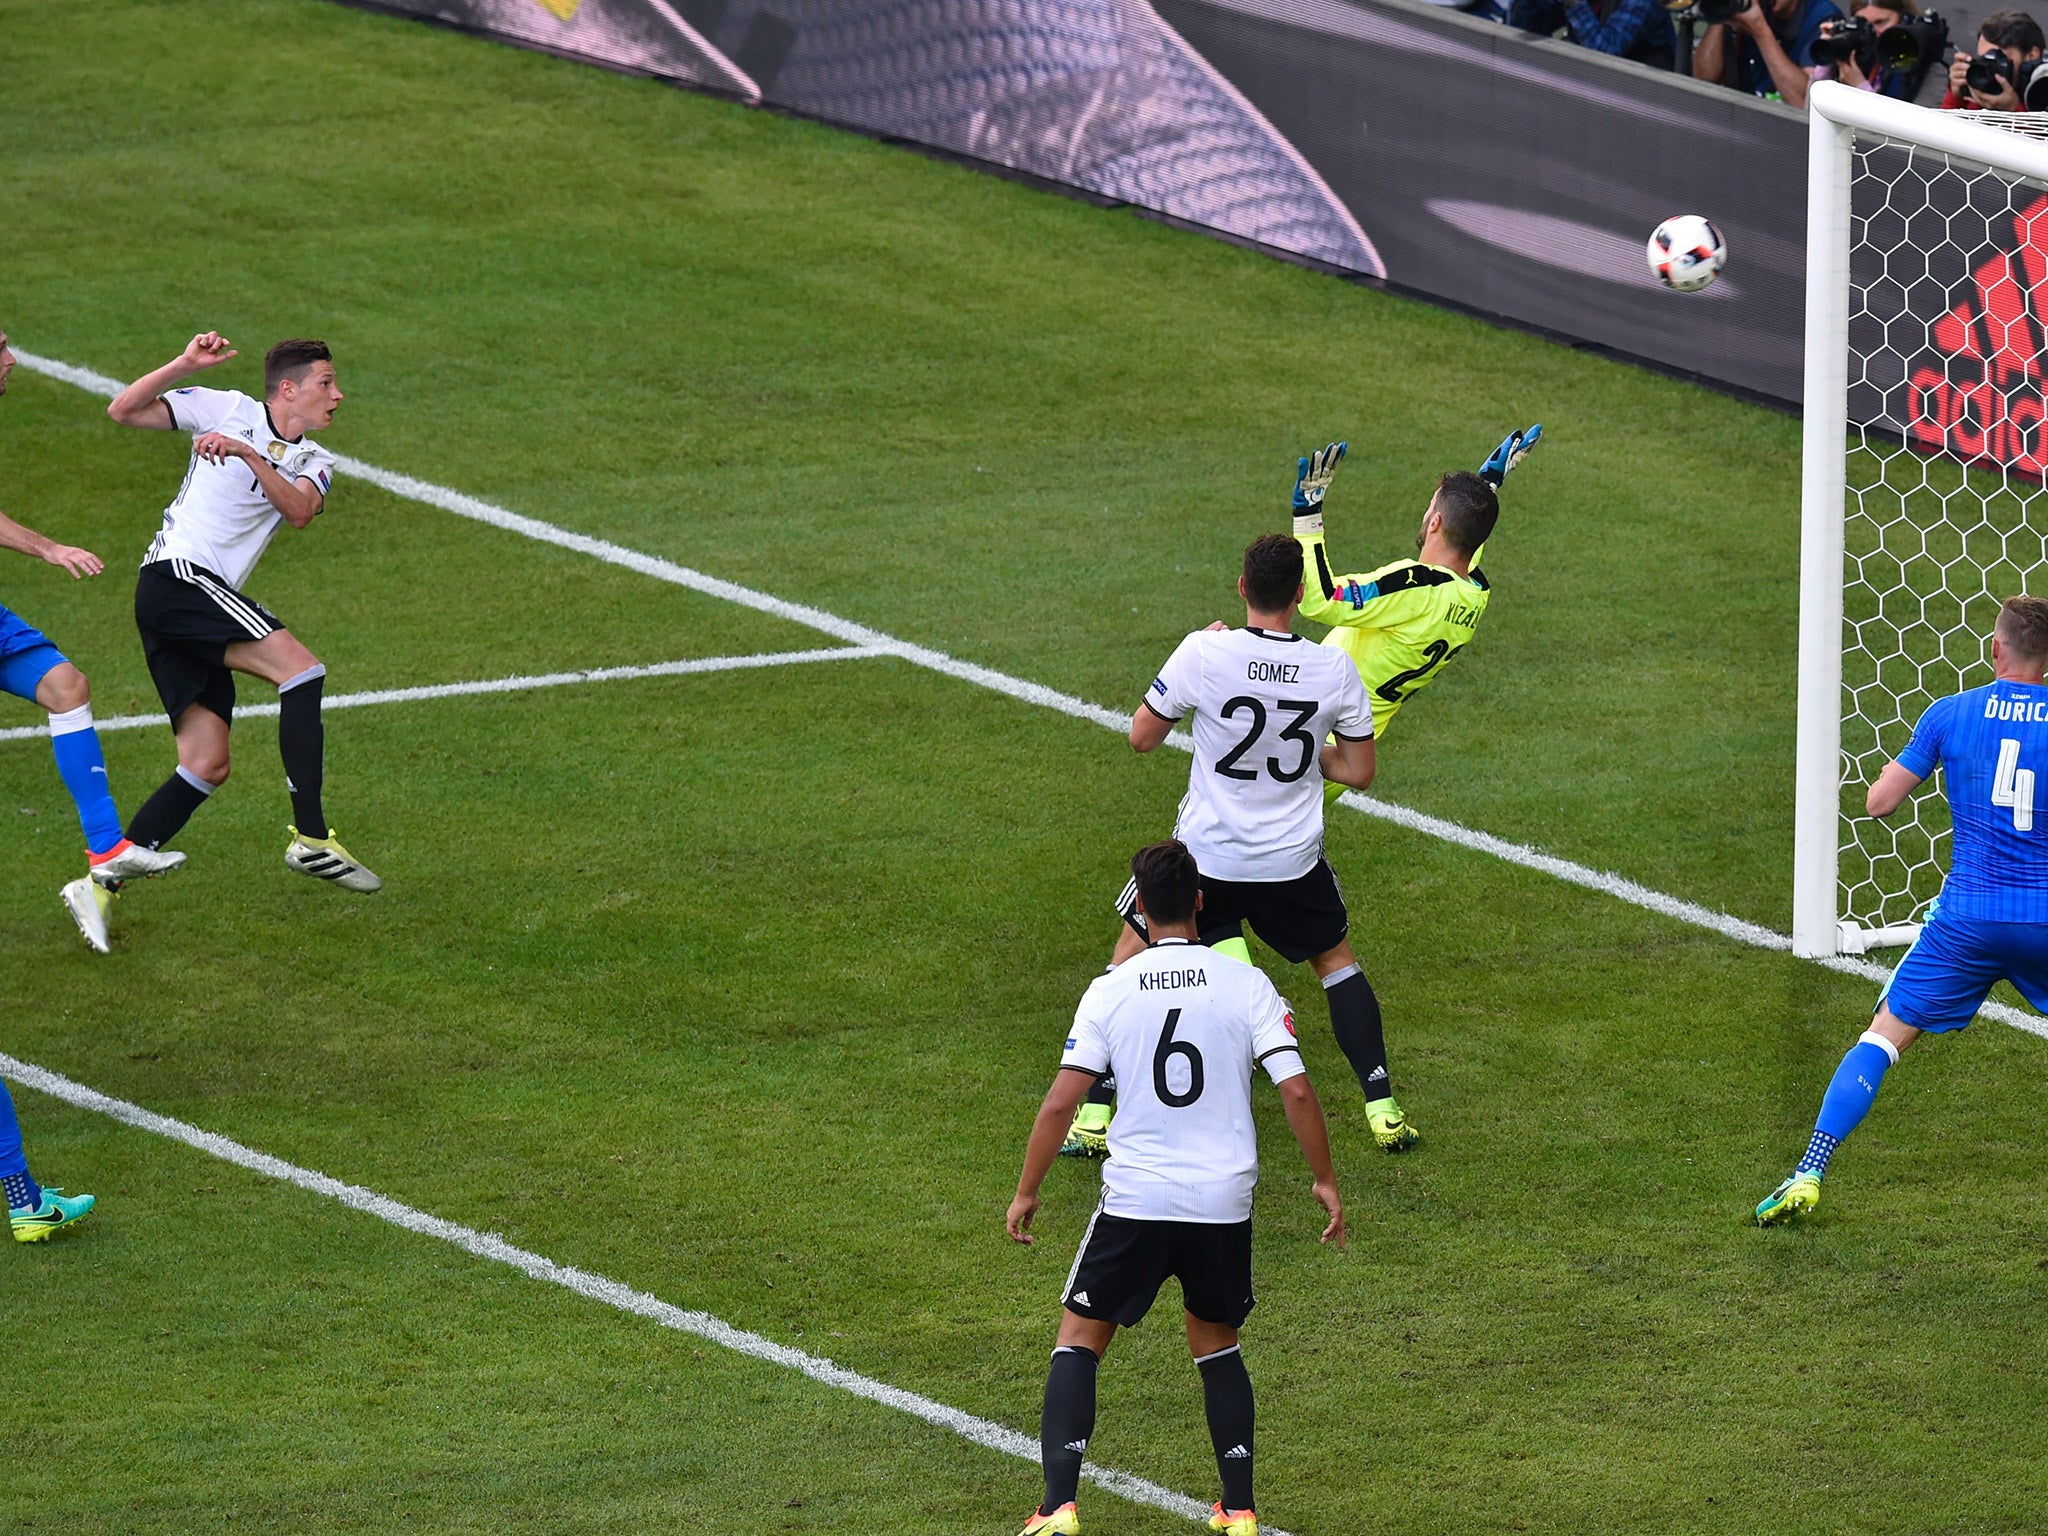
left=1210, top=936, right=1252, bottom=964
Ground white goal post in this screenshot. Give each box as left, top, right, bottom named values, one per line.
left=1796, top=83, right=2048, bottom=959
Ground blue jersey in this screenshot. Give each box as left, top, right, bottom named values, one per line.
left=1898, top=681, right=2048, bottom=923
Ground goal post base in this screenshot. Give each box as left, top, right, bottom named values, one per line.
left=1835, top=921, right=1922, bottom=957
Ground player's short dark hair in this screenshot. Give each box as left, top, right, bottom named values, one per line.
left=265, top=338, right=332, bottom=395
left=1980, top=9, right=2044, bottom=52
left=1997, top=595, right=2048, bottom=662
left=1432, top=471, right=1500, bottom=558
left=1243, top=533, right=1305, bottom=612
left=1131, top=839, right=1200, bottom=927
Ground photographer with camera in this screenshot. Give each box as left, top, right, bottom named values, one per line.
left=1943, top=10, right=2048, bottom=108
left=1692, top=0, right=1844, bottom=105
left=1811, top=0, right=1947, bottom=98
left=1508, top=0, right=1675, bottom=69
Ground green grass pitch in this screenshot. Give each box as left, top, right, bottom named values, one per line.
left=3, top=2, right=2046, bottom=1531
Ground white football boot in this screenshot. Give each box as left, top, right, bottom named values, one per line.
left=88, top=838, right=187, bottom=888
left=60, top=877, right=114, bottom=954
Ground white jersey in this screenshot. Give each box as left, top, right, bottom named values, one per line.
left=1060, top=939, right=1305, bottom=1222
left=146, top=387, right=334, bottom=589
left=1146, top=626, right=1373, bottom=882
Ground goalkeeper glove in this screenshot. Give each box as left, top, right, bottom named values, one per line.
left=1478, top=423, right=1542, bottom=487
left=1292, top=441, right=1347, bottom=535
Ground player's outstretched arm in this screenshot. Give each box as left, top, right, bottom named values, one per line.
left=1277, top=1074, right=1345, bottom=1248
left=1292, top=442, right=1353, bottom=625
left=106, top=332, right=238, bottom=428
left=1006, top=1068, right=1097, bottom=1244
left=1867, top=761, right=1925, bottom=818
left=0, top=511, right=102, bottom=578
left=1478, top=424, right=1542, bottom=488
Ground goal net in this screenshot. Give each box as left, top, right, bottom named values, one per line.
left=1796, top=87, right=2048, bottom=959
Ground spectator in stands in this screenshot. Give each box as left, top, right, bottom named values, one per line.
left=1693, top=0, right=1844, bottom=107
left=1944, top=10, right=2046, bottom=108
left=1507, top=0, right=1675, bottom=69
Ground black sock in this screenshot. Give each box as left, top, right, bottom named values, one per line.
left=1040, top=1345, right=1099, bottom=1511
left=1324, top=964, right=1392, bottom=1102
left=278, top=666, right=327, bottom=839
left=1084, top=1075, right=1116, bottom=1109
left=126, top=766, right=214, bottom=850
left=1198, top=1345, right=1255, bottom=1511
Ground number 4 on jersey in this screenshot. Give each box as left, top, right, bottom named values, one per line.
left=1994, top=737, right=2036, bottom=831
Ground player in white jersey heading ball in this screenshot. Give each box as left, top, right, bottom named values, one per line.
left=105, top=332, right=379, bottom=892
left=1067, top=532, right=1419, bottom=1155
left=1008, top=839, right=1342, bottom=1536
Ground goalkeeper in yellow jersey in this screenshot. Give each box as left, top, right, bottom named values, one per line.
left=1292, top=425, right=1541, bottom=754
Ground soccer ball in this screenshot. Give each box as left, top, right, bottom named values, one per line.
left=1646, top=215, right=1727, bottom=293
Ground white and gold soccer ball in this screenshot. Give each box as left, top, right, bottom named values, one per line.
left=1647, top=215, right=1727, bottom=293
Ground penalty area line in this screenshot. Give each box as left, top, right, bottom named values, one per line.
left=18, top=349, right=2043, bottom=1041
left=0, top=1050, right=1289, bottom=1536
left=0, top=646, right=888, bottom=744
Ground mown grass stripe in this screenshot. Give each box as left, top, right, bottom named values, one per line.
left=0, top=1049, right=1289, bottom=1536
left=18, top=346, right=2042, bottom=1044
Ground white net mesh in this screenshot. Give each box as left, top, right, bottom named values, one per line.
left=1841, top=114, right=2048, bottom=935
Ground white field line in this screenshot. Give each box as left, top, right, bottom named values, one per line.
left=20, top=346, right=2044, bottom=1046
left=0, top=647, right=886, bottom=743
left=0, top=1050, right=1282, bottom=1536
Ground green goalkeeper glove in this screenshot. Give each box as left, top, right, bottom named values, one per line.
left=1292, top=441, right=1347, bottom=535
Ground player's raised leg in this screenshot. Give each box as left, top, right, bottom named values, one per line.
left=1308, top=941, right=1415, bottom=1151
left=223, top=629, right=380, bottom=892
left=34, top=658, right=185, bottom=865
left=2, top=1078, right=95, bottom=1243
left=126, top=699, right=232, bottom=852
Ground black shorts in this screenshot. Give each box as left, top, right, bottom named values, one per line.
left=1063, top=1203, right=1255, bottom=1329
left=134, top=560, right=282, bottom=725
left=1118, top=858, right=1349, bottom=965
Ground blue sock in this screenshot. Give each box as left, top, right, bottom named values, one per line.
left=1798, top=1032, right=1900, bottom=1177
left=0, top=1080, right=38, bottom=1212
left=48, top=705, right=124, bottom=856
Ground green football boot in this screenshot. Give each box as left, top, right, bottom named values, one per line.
left=1365, top=1096, right=1419, bottom=1152
left=1755, top=1171, right=1821, bottom=1227
left=1059, top=1102, right=1112, bottom=1159
left=10, top=1188, right=96, bottom=1243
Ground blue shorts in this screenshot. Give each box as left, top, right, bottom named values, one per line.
left=1879, top=909, right=2048, bottom=1032
left=0, top=605, right=67, bottom=702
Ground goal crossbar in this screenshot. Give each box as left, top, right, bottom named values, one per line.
left=1796, top=83, right=2048, bottom=958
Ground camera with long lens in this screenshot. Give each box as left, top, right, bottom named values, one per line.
left=1695, top=0, right=1749, bottom=24
left=1878, top=8, right=1947, bottom=75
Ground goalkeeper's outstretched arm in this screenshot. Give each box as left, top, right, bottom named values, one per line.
left=1293, top=426, right=1541, bottom=624
left=1290, top=441, right=1362, bottom=626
